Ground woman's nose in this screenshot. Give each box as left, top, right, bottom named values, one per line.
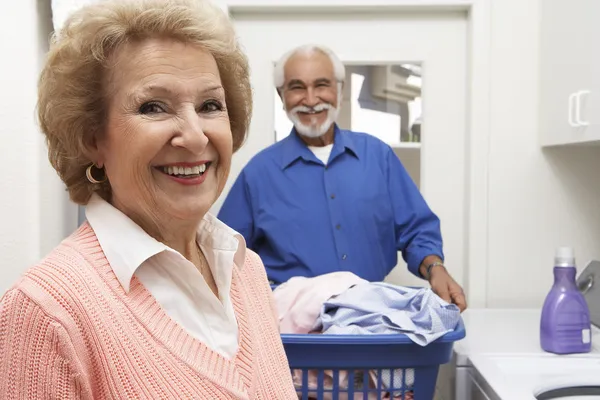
left=171, top=109, right=209, bottom=153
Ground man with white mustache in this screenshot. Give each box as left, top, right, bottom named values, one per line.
left=287, top=98, right=340, bottom=139
left=219, top=44, right=466, bottom=312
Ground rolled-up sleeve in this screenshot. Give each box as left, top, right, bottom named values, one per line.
left=386, top=147, right=444, bottom=276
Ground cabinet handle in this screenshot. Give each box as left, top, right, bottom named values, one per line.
left=568, top=92, right=578, bottom=127
left=575, top=90, right=590, bottom=127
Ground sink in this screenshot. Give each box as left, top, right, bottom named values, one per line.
left=536, top=386, right=600, bottom=399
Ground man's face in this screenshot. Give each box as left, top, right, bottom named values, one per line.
left=280, top=51, right=341, bottom=138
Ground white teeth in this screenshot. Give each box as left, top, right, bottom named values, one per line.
left=161, top=164, right=208, bottom=176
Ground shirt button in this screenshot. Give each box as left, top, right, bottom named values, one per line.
left=342, top=254, right=347, bottom=260
left=336, top=224, right=341, bottom=230
left=330, top=194, right=336, bottom=199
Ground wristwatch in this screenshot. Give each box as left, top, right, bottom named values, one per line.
left=425, top=261, right=446, bottom=280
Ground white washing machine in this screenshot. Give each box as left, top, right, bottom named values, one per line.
left=467, top=350, right=600, bottom=400
left=451, top=261, right=600, bottom=400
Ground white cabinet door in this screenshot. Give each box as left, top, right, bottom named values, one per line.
left=540, top=0, right=600, bottom=146
left=465, top=368, right=495, bottom=400
left=223, top=10, right=468, bottom=288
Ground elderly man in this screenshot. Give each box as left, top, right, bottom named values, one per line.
left=218, top=44, right=467, bottom=311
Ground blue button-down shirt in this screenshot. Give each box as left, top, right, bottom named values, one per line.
left=218, top=126, right=444, bottom=283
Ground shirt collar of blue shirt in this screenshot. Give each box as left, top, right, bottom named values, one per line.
left=280, top=124, right=359, bottom=169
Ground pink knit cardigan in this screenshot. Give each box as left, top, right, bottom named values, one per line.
left=0, top=223, right=297, bottom=399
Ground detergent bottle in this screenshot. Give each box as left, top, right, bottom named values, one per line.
left=540, top=246, right=591, bottom=354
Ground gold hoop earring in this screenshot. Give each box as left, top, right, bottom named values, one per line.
left=86, top=164, right=107, bottom=184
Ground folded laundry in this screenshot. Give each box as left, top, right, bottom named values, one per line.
left=315, top=282, right=461, bottom=346
left=273, top=271, right=367, bottom=334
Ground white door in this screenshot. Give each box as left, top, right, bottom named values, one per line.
left=218, top=10, right=468, bottom=288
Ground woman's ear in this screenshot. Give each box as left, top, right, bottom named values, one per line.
left=81, top=130, right=104, bottom=167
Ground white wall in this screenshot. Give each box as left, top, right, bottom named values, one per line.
left=2, top=0, right=600, bottom=308
left=486, top=0, right=600, bottom=307
left=0, top=0, right=77, bottom=294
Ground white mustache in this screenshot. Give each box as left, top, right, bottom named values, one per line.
left=291, top=103, right=332, bottom=115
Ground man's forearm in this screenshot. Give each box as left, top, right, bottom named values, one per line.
left=418, top=255, right=444, bottom=279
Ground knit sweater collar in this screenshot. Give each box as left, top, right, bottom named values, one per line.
left=70, top=222, right=257, bottom=396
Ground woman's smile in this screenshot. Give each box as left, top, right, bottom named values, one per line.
left=155, top=161, right=213, bottom=186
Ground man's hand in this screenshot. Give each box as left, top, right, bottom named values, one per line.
left=418, top=257, right=467, bottom=312
left=429, top=267, right=467, bottom=312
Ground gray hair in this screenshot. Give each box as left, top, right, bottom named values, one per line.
left=273, top=44, right=346, bottom=90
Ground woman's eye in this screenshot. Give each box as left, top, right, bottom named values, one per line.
left=200, top=100, right=224, bottom=113
left=139, top=102, right=165, bottom=114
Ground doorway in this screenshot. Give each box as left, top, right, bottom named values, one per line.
left=219, top=9, right=468, bottom=287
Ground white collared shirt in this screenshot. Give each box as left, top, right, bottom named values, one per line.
left=85, top=194, right=245, bottom=359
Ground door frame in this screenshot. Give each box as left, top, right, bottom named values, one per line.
left=223, top=0, right=491, bottom=308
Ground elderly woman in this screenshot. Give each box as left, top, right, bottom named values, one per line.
left=0, top=0, right=297, bottom=398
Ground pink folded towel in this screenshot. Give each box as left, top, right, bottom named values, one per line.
left=273, top=272, right=367, bottom=334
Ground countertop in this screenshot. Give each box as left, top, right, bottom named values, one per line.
left=455, top=308, right=600, bottom=399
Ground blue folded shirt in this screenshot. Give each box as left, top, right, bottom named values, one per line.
left=314, top=282, right=461, bottom=346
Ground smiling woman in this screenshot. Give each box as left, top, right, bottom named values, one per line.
left=0, top=0, right=297, bottom=399
left=100, top=38, right=232, bottom=245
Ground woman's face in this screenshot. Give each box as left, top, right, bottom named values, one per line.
left=96, top=38, right=232, bottom=232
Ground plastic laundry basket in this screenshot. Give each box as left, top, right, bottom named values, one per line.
left=280, top=320, right=466, bottom=400
left=277, top=310, right=466, bottom=400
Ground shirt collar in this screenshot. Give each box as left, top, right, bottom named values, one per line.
left=85, top=194, right=246, bottom=293
left=280, top=124, right=359, bottom=169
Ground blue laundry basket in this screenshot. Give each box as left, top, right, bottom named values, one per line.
left=272, top=286, right=466, bottom=400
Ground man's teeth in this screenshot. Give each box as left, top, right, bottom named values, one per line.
left=162, top=164, right=207, bottom=176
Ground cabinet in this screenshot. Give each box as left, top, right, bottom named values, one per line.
left=454, top=367, right=498, bottom=400
left=539, top=0, right=600, bottom=146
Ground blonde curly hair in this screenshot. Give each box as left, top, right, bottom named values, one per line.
left=38, top=0, right=252, bottom=205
